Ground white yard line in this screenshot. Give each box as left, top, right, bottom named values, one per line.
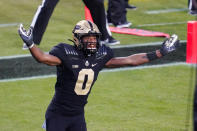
left=137, top=22, right=186, bottom=27
left=0, top=40, right=186, bottom=59
left=101, top=40, right=186, bottom=48
left=0, top=74, right=56, bottom=83
left=145, top=8, right=188, bottom=14
left=0, top=54, right=31, bottom=60
left=0, top=23, right=19, bottom=28
left=0, top=42, right=162, bottom=60
left=0, top=52, right=49, bottom=60
left=102, top=62, right=188, bottom=73
left=111, top=41, right=162, bottom=49
left=0, top=62, right=188, bottom=83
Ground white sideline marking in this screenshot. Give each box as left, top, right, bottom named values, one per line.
left=111, top=41, right=161, bottom=49
left=0, top=42, right=162, bottom=60
left=0, top=52, right=48, bottom=60
left=0, top=62, right=188, bottom=83
left=0, top=23, right=19, bottom=28
left=0, top=54, right=31, bottom=60
left=0, top=75, right=56, bottom=83
left=146, top=8, right=188, bottom=14
left=111, top=40, right=186, bottom=49
left=137, top=22, right=186, bottom=27
left=0, top=40, right=186, bottom=60
left=102, top=62, right=188, bottom=73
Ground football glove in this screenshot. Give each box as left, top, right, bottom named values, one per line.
left=18, top=24, right=34, bottom=48
left=160, top=34, right=180, bottom=56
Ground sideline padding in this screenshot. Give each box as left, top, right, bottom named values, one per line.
left=109, top=27, right=170, bottom=38
left=186, top=21, right=197, bottom=64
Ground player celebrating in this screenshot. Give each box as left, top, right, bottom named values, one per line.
left=18, top=20, right=179, bottom=131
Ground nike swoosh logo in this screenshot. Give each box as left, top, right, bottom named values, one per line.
left=92, top=63, right=97, bottom=67
left=96, top=54, right=106, bottom=60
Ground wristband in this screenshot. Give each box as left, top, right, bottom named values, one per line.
left=29, top=43, right=35, bottom=49
left=146, top=51, right=158, bottom=61
left=159, top=48, right=167, bottom=56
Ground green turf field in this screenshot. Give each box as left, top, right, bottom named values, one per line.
left=0, top=0, right=195, bottom=56
left=0, top=65, right=195, bottom=130
left=0, top=0, right=196, bottom=130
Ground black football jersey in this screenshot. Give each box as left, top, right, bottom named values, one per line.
left=47, top=43, right=113, bottom=116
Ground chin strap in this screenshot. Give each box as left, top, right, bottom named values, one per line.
left=68, top=39, right=75, bottom=44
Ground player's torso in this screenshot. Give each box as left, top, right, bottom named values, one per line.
left=48, top=43, right=113, bottom=116
left=56, top=45, right=106, bottom=96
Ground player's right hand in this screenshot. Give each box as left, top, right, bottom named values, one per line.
left=18, top=24, right=34, bottom=48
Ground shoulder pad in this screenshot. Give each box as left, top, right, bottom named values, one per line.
left=63, top=43, right=79, bottom=56
left=97, top=45, right=108, bottom=55
left=96, top=45, right=109, bottom=59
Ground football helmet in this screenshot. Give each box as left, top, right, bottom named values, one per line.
left=72, top=20, right=101, bottom=56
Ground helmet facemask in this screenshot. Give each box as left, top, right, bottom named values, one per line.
left=72, top=20, right=101, bottom=56
left=76, top=34, right=100, bottom=56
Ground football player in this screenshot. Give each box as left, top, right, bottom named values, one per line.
left=18, top=20, right=179, bottom=131
left=188, top=0, right=197, bottom=15
left=28, top=0, right=119, bottom=48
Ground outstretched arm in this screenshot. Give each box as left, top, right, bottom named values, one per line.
left=18, top=24, right=61, bottom=66
left=29, top=45, right=61, bottom=66
left=105, top=34, right=179, bottom=68
left=105, top=50, right=162, bottom=68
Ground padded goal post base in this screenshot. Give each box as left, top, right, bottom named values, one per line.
left=186, top=21, right=197, bottom=64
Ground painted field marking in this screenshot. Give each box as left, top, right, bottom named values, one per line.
left=0, top=23, right=19, bottom=28
left=0, top=62, right=188, bottom=83
left=137, top=22, right=186, bottom=27
left=0, top=75, right=56, bottom=83
left=145, top=8, right=188, bottom=14
left=0, top=40, right=186, bottom=59
left=111, top=40, right=186, bottom=48
left=102, top=62, right=188, bottom=73
left=0, top=54, right=31, bottom=60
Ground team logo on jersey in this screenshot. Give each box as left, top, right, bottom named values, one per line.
left=72, top=65, right=79, bottom=68
left=70, top=57, right=79, bottom=60
left=85, top=61, right=89, bottom=67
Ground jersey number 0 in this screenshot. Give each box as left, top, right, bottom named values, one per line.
left=74, top=69, right=94, bottom=95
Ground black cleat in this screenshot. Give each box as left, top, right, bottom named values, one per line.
left=100, top=36, right=120, bottom=46
left=126, top=5, right=137, bottom=10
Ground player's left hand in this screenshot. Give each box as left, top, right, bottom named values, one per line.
left=160, top=34, right=180, bottom=56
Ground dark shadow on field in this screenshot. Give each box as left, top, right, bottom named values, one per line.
left=0, top=41, right=186, bottom=80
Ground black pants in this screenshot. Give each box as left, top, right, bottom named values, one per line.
left=82, top=0, right=111, bottom=40
left=188, top=0, right=197, bottom=11
left=124, top=0, right=129, bottom=7
left=31, top=0, right=111, bottom=44
left=45, top=110, right=87, bottom=131
left=107, top=0, right=127, bottom=25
